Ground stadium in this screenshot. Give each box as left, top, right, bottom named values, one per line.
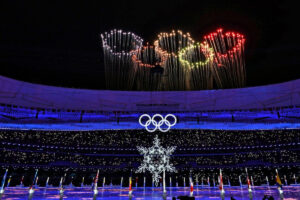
left=0, top=1, right=300, bottom=200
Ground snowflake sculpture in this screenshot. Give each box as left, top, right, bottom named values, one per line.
left=136, top=135, right=176, bottom=186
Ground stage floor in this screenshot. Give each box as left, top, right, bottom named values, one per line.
left=0, top=186, right=299, bottom=200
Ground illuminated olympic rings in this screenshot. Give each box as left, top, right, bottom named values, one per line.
left=139, top=114, right=177, bottom=132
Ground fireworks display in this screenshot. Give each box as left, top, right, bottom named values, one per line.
left=131, top=43, right=167, bottom=91
left=204, top=28, right=246, bottom=88
left=178, top=42, right=214, bottom=90
left=100, top=28, right=246, bottom=91
left=154, top=30, right=195, bottom=90
left=101, top=29, right=143, bottom=90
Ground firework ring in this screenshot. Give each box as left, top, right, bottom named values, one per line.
left=100, top=29, right=144, bottom=56
left=154, top=30, right=195, bottom=57
left=178, top=42, right=214, bottom=67
left=131, top=44, right=168, bottom=67
left=204, top=28, right=245, bottom=59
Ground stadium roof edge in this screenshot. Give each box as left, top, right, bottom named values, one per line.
left=0, top=75, right=299, bottom=112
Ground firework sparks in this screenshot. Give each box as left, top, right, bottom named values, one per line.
left=131, top=43, right=167, bottom=91
left=204, top=28, right=246, bottom=88
left=101, top=29, right=143, bottom=90
left=154, top=30, right=195, bottom=90
left=178, top=42, right=214, bottom=90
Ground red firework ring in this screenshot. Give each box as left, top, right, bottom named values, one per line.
left=204, top=28, right=245, bottom=59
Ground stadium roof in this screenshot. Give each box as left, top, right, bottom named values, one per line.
left=0, top=75, right=299, bottom=112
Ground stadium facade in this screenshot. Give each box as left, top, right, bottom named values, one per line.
left=0, top=75, right=299, bottom=199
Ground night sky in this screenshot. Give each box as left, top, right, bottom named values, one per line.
left=0, top=0, right=299, bottom=90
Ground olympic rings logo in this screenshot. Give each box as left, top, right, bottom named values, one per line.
left=139, top=114, right=177, bottom=132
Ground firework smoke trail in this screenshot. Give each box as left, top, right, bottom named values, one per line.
left=178, top=42, right=214, bottom=90
left=101, top=29, right=143, bottom=90
left=131, top=43, right=167, bottom=91
left=204, top=28, right=246, bottom=88
left=154, top=30, right=195, bottom=90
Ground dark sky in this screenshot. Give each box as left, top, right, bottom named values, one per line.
left=0, top=0, right=299, bottom=90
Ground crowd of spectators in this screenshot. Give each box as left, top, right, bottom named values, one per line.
left=0, top=129, right=299, bottom=147
left=0, top=128, right=299, bottom=187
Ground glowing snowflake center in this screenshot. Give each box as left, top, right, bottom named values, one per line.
left=136, top=135, right=176, bottom=186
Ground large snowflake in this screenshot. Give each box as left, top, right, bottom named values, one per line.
left=136, top=135, right=176, bottom=186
